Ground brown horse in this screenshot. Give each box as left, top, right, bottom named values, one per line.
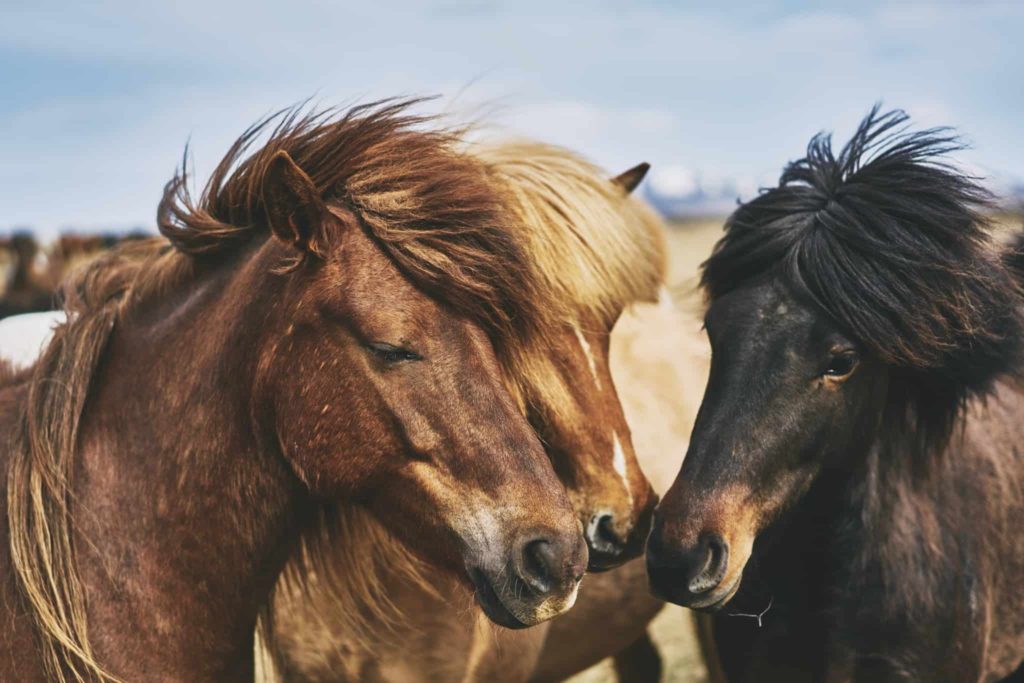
left=0, top=232, right=53, bottom=319
left=259, top=140, right=669, bottom=682
left=0, top=101, right=587, bottom=682
left=43, top=232, right=150, bottom=293
left=649, top=107, right=1024, bottom=681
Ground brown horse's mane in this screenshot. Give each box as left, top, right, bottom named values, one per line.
left=159, top=98, right=540, bottom=343
left=6, top=99, right=546, bottom=683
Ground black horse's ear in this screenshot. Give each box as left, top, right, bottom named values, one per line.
left=262, top=150, right=329, bottom=255
left=611, top=162, right=650, bottom=194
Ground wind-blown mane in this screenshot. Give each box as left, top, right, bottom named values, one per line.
left=702, top=105, right=1024, bottom=450
left=160, top=98, right=539, bottom=341
left=476, top=140, right=665, bottom=325
left=476, top=140, right=666, bottom=417
left=7, top=100, right=544, bottom=683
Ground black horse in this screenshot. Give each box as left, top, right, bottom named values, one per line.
left=648, top=106, right=1024, bottom=681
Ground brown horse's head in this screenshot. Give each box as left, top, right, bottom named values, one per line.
left=648, top=107, right=1024, bottom=610
left=480, top=142, right=666, bottom=571
left=162, top=104, right=588, bottom=628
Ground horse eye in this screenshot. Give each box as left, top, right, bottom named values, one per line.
left=365, top=342, right=422, bottom=364
left=824, top=352, right=858, bottom=378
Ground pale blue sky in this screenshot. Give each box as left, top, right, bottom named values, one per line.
left=2, top=1, right=1022, bottom=235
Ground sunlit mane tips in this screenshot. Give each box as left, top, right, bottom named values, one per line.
left=475, top=140, right=665, bottom=328
left=702, top=105, right=1024, bottom=406
left=158, top=98, right=541, bottom=341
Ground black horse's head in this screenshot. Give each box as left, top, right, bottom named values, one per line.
left=648, top=106, right=1024, bottom=610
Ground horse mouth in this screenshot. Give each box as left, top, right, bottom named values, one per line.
left=685, top=573, right=742, bottom=612
left=648, top=564, right=743, bottom=611
left=468, top=567, right=529, bottom=630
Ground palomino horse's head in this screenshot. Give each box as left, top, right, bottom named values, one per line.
left=479, top=142, right=665, bottom=571
left=648, top=107, right=1024, bottom=610
left=165, top=103, right=587, bottom=628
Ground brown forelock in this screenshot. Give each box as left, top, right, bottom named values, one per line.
left=158, top=98, right=541, bottom=345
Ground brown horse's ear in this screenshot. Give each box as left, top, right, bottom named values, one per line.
left=611, top=162, right=650, bottom=195
left=263, top=150, right=329, bottom=255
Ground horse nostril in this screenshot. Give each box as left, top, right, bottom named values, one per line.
left=688, top=534, right=729, bottom=595
left=586, top=513, right=626, bottom=555
left=521, top=539, right=555, bottom=595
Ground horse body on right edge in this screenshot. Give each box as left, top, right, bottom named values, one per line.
left=649, top=107, right=1024, bottom=682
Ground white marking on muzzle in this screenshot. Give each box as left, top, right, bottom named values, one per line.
left=612, top=432, right=633, bottom=507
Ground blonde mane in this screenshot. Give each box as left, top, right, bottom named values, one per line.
left=478, top=139, right=667, bottom=420
left=477, top=140, right=666, bottom=325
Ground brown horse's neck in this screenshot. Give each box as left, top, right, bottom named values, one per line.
left=72, top=240, right=310, bottom=681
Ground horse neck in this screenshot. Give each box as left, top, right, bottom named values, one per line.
left=263, top=503, right=476, bottom=681
left=73, top=241, right=310, bottom=680
left=753, top=403, right=988, bottom=627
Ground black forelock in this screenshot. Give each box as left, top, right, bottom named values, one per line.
left=701, top=105, right=1024, bottom=404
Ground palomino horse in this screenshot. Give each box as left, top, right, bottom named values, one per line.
left=260, top=140, right=669, bottom=682
left=649, top=107, right=1024, bottom=681
left=0, top=101, right=587, bottom=682
left=530, top=296, right=711, bottom=683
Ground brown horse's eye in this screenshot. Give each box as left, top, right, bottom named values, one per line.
left=824, top=352, right=858, bottom=378
left=366, top=342, right=422, bottom=364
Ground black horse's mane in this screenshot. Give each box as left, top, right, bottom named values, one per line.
left=702, top=105, right=1024, bottom=451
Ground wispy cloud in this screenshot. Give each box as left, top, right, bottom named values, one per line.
left=2, top=1, right=1022, bottom=234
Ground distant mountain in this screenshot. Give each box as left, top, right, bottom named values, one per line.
left=643, top=164, right=1024, bottom=219
left=642, top=165, right=758, bottom=219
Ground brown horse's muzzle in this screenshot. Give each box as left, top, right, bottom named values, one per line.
left=468, top=529, right=588, bottom=629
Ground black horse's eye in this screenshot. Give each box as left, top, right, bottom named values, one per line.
left=824, top=352, right=858, bottom=378
left=366, top=342, right=422, bottom=364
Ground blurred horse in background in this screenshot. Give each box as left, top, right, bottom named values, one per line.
left=0, top=233, right=52, bottom=318
left=43, top=232, right=150, bottom=291
left=0, top=231, right=151, bottom=320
